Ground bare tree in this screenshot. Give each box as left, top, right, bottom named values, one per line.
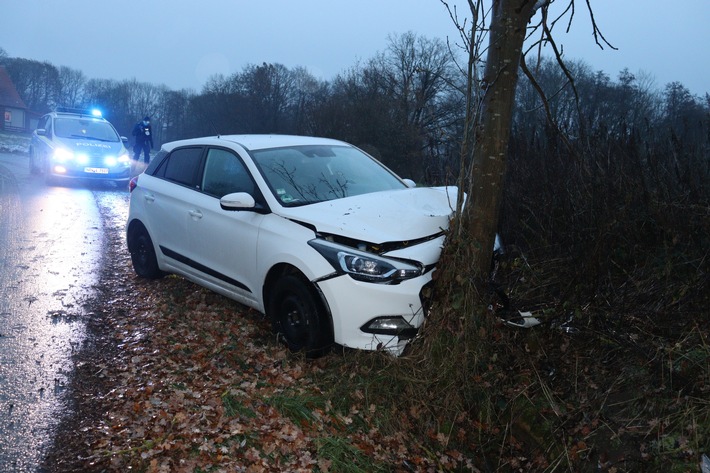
left=238, top=63, right=295, bottom=133
left=56, top=66, right=86, bottom=108
left=436, top=0, right=616, bottom=288
left=4, top=58, right=59, bottom=112
left=430, top=0, right=545, bottom=304
left=288, top=66, right=328, bottom=135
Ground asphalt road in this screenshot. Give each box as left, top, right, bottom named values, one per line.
left=0, top=152, right=129, bottom=472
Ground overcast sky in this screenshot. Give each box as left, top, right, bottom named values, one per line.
left=2, top=1, right=708, bottom=97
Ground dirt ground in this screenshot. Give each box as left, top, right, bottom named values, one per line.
left=39, top=213, right=708, bottom=472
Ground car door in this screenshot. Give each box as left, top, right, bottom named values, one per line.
left=186, top=147, right=264, bottom=304
left=34, top=115, right=52, bottom=160
left=140, top=146, right=204, bottom=269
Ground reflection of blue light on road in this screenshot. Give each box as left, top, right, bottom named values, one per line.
left=0, top=182, right=104, bottom=471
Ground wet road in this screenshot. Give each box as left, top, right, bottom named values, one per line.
left=0, top=152, right=129, bottom=472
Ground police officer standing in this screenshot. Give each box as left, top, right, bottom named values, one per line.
left=132, top=116, right=154, bottom=164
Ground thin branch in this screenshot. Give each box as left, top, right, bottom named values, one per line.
left=519, top=53, right=577, bottom=159
left=584, top=0, right=618, bottom=50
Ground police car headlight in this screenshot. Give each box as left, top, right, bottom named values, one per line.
left=52, top=148, right=73, bottom=162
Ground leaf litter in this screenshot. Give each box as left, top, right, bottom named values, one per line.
left=40, top=195, right=709, bottom=472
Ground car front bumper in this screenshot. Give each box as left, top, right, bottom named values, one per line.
left=49, top=162, right=131, bottom=181
left=316, top=270, right=433, bottom=355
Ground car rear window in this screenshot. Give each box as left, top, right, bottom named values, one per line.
left=160, top=147, right=203, bottom=187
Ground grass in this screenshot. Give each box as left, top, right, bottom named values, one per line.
left=316, top=436, right=389, bottom=473
left=221, top=390, right=257, bottom=419
left=265, top=391, right=324, bottom=425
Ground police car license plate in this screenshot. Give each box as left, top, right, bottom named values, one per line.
left=85, top=167, right=109, bottom=174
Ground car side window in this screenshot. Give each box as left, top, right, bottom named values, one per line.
left=161, top=147, right=203, bottom=188
left=144, top=149, right=168, bottom=175
left=37, top=116, right=48, bottom=131
left=201, top=148, right=254, bottom=198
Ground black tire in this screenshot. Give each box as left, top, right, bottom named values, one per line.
left=128, top=226, right=164, bottom=279
left=29, top=148, right=40, bottom=174
left=270, top=273, right=332, bottom=357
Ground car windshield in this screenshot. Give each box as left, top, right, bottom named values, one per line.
left=251, top=145, right=407, bottom=207
left=54, top=117, right=120, bottom=142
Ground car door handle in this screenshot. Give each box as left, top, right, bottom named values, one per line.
left=144, top=194, right=155, bottom=203
left=189, top=209, right=203, bottom=219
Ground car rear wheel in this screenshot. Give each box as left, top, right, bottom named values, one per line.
left=270, top=273, right=332, bottom=358
left=128, top=226, right=164, bottom=279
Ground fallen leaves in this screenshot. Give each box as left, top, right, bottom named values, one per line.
left=41, top=196, right=709, bottom=472
left=49, top=265, right=449, bottom=472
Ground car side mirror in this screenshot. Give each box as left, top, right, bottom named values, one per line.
left=36, top=128, right=47, bottom=136
left=220, top=192, right=256, bottom=211
left=121, top=136, right=129, bottom=144
left=402, top=178, right=416, bottom=188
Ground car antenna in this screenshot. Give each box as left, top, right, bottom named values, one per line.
left=207, top=118, right=220, bottom=138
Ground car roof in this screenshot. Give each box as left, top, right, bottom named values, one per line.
left=45, top=107, right=110, bottom=121
left=47, top=111, right=109, bottom=121
left=163, top=134, right=350, bottom=152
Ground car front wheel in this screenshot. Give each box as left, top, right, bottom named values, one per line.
left=128, top=225, right=164, bottom=279
left=270, top=273, right=332, bottom=358
left=29, top=148, right=40, bottom=174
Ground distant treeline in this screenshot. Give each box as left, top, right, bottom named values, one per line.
left=1, top=35, right=708, bottom=313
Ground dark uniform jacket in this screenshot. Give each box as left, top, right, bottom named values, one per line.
left=132, top=122, right=153, bottom=148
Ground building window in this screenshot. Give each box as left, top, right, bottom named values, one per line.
left=4, top=111, right=11, bottom=122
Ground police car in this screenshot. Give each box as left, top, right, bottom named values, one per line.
left=29, top=107, right=131, bottom=184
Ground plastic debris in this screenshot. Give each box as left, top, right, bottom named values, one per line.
left=501, top=311, right=541, bottom=329
left=558, top=313, right=579, bottom=334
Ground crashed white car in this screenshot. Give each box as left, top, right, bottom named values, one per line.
left=126, top=135, right=457, bottom=356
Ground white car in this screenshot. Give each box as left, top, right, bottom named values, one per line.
left=126, top=135, right=458, bottom=356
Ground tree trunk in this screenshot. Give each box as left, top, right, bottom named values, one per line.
left=466, top=0, right=536, bottom=278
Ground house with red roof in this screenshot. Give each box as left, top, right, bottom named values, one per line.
left=0, top=65, right=30, bottom=132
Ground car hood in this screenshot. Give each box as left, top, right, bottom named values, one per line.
left=278, top=186, right=459, bottom=243
left=56, top=137, right=126, bottom=155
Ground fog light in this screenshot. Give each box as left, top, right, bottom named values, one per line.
left=361, top=317, right=417, bottom=337
left=53, top=165, right=67, bottom=174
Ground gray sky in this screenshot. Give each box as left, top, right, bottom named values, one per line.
left=2, top=1, right=708, bottom=96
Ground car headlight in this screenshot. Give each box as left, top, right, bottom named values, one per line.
left=106, top=154, right=131, bottom=167
left=308, top=239, right=423, bottom=284
left=52, top=148, right=73, bottom=162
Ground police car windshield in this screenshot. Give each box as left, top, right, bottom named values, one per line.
left=54, top=118, right=120, bottom=142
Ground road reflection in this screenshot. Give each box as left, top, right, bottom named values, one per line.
left=0, top=156, right=125, bottom=472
